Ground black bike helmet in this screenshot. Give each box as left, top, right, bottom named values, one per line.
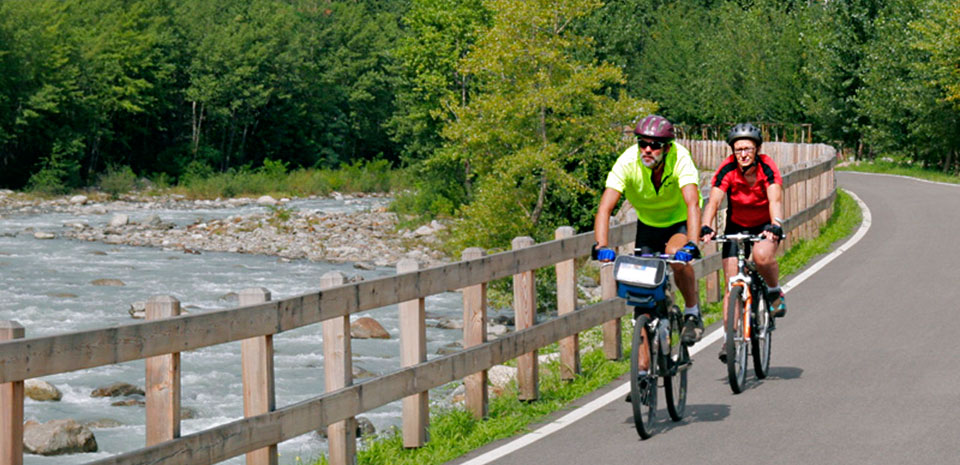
left=726, top=123, right=762, bottom=148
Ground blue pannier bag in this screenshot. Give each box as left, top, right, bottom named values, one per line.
left=613, top=255, right=667, bottom=308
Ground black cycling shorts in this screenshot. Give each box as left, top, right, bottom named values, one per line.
left=722, top=221, right=769, bottom=259
left=634, top=220, right=687, bottom=255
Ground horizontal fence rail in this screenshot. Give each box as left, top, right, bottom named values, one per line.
left=0, top=140, right=837, bottom=465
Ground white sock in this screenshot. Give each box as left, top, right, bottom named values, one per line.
left=684, top=304, right=699, bottom=317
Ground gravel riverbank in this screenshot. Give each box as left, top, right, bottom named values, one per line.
left=0, top=190, right=450, bottom=268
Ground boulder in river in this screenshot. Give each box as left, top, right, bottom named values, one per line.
left=91, top=382, right=144, bottom=398
left=350, top=317, right=390, bottom=339
left=23, top=419, right=98, bottom=455
left=25, top=379, right=62, bottom=401
left=109, top=214, right=129, bottom=227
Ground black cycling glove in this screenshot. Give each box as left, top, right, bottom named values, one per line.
left=763, top=223, right=784, bottom=241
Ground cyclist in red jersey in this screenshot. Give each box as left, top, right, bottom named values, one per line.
left=699, top=123, right=786, bottom=363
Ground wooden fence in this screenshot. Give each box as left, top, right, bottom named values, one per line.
left=0, top=141, right=836, bottom=465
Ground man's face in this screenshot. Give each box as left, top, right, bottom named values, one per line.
left=733, top=140, right=757, bottom=169
left=638, top=137, right=667, bottom=168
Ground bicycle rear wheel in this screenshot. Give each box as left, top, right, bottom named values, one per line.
left=630, top=314, right=657, bottom=438
left=751, top=293, right=772, bottom=379
left=663, top=306, right=687, bottom=421
left=725, top=286, right=748, bottom=394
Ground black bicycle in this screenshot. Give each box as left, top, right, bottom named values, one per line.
left=613, top=252, right=693, bottom=438
left=714, top=233, right=775, bottom=393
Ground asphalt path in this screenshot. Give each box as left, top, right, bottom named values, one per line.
left=448, top=172, right=960, bottom=465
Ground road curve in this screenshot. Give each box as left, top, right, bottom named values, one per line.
left=448, top=172, right=960, bottom=465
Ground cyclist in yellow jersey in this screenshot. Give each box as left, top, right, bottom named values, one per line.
left=593, top=114, right=705, bottom=344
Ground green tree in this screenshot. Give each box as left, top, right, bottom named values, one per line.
left=440, top=0, right=651, bottom=249
left=388, top=0, right=491, bottom=164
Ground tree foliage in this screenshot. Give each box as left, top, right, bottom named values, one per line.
left=438, top=0, right=652, bottom=249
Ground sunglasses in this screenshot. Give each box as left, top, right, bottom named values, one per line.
left=637, top=139, right=666, bottom=150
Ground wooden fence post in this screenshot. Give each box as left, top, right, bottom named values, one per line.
left=240, top=288, right=277, bottom=465
left=601, top=261, right=622, bottom=360
left=398, top=259, right=428, bottom=447
left=0, top=321, right=24, bottom=465
left=145, top=296, right=181, bottom=446
left=461, top=247, right=488, bottom=419
left=321, top=271, right=356, bottom=465
left=512, top=236, right=538, bottom=401
left=554, top=227, right=579, bottom=381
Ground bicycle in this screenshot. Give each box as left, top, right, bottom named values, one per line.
left=714, top=233, right=775, bottom=394
left=613, top=251, right=693, bottom=439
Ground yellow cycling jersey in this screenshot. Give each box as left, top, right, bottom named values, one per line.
left=604, top=141, right=701, bottom=227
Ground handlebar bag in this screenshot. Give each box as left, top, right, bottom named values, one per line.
left=613, top=255, right=667, bottom=306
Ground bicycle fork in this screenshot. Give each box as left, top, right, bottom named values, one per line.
left=730, top=281, right=753, bottom=341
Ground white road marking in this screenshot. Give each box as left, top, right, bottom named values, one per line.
left=458, top=188, right=872, bottom=465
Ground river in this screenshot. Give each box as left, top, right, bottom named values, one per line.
left=0, top=195, right=465, bottom=465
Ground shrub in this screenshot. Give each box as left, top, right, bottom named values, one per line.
left=98, top=165, right=138, bottom=198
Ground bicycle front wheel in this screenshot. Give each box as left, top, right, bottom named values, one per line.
left=663, top=306, right=687, bottom=421
left=725, top=286, right=748, bottom=394
left=751, top=292, right=772, bottom=379
left=630, top=314, right=657, bottom=438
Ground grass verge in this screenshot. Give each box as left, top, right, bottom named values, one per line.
left=310, top=189, right=863, bottom=465
left=837, top=159, right=960, bottom=184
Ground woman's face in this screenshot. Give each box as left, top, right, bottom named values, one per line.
left=733, top=139, right=757, bottom=170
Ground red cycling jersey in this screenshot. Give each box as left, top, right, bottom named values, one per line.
left=711, top=153, right=782, bottom=228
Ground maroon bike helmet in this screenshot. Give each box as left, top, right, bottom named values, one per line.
left=634, top=114, right=675, bottom=140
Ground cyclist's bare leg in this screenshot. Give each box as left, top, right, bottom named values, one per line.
left=751, top=239, right=780, bottom=288
left=665, top=233, right=698, bottom=308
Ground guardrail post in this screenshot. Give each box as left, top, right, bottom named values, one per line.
left=601, top=261, right=622, bottom=360
left=398, top=259, right=428, bottom=447
left=554, top=227, right=579, bottom=380
left=461, top=247, right=488, bottom=419
left=512, top=236, right=538, bottom=401
left=321, top=271, right=356, bottom=465
left=0, top=321, right=24, bottom=465
left=145, top=296, right=181, bottom=446
left=240, top=288, right=277, bottom=465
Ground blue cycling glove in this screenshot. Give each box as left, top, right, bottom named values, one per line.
left=597, top=247, right=616, bottom=261
left=674, top=241, right=701, bottom=262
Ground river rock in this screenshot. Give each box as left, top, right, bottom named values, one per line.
left=143, top=214, right=163, bottom=227
left=350, top=317, right=390, bottom=339
left=487, top=323, right=509, bottom=337
left=414, top=225, right=434, bottom=237
left=353, top=261, right=375, bottom=270
left=128, top=301, right=146, bottom=319
left=48, top=293, right=78, bottom=299
left=435, top=318, right=463, bottom=330
left=111, top=398, right=145, bottom=407
left=23, top=419, right=98, bottom=455
left=69, top=195, right=88, bottom=205
left=91, top=279, right=125, bottom=286
left=25, top=379, right=62, bottom=401
left=316, top=416, right=376, bottom=438
left=352, top=365, right=377, bottom=379
left=109, top=214, right=129, bottom=227
left=84, top=419, right=123, bottom=428
left=91, top=382, right=144, bottom=398
left=33, top=231, right=56, bottom=240
left=256, top=195, right=278, bottom=206
left=436, top=341, right=462, bottom=355
left=488, top=365, right=517, bottom=389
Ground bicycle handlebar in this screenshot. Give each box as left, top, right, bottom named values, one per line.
left=713, top=233, right=764, bottom=243
left=631, top=251, right=697, bottom=265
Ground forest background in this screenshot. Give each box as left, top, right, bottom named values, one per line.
left=1, top=0, right=958, bottom=250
